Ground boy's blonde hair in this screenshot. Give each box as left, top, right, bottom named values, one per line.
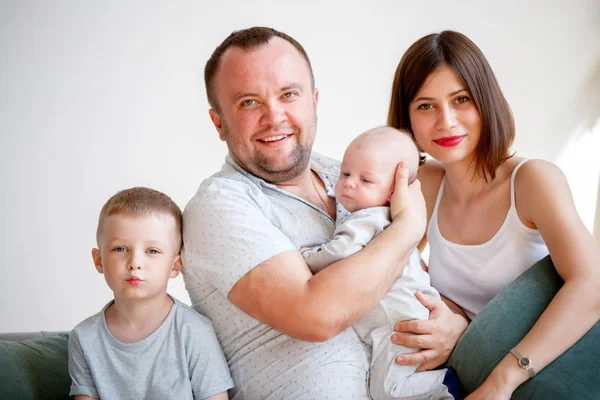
left=96, top=187, right=182, bottom=250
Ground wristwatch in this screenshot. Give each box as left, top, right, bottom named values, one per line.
left=510, top=347, right=536, bottom=378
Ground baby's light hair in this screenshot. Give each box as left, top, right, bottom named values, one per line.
left=353, top=126, right=420, bottom=184
left=96, top=187, right=182, bottom=251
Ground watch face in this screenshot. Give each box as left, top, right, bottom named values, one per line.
left=519, top=357, right=531, bottom=368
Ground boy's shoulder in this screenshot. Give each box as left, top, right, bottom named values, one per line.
left=71, top=302, right=111, bottom=340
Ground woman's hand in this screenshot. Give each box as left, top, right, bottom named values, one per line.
left=392, top=291, right=468, bottom=371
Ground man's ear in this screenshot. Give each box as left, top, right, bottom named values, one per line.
left=92, top=248, right=103, bottom=274
left=313, top=88, right=319, bottom=109
left=209, top=109, right=225, bottom=141
left=170, top=254, right=182, bottom=279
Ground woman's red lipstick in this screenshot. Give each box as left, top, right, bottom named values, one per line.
left=433, top=135, right=465, bottom=147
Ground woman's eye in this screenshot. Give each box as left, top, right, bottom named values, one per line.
left=418, top=103, right=432, bottom=110
left=456, top=96, right=469, bottom=104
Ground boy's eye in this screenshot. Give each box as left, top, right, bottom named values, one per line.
left=148, top=248, right=160, bottom=255
left=114, top=246, right=127, bottom=253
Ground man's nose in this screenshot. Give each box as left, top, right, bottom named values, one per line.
left=262, top=100, right=287, bottom=127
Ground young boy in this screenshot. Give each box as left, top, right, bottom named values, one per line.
left=68, top=187, right=233, bottom=400
left=302, top=127, right=460, bottom=400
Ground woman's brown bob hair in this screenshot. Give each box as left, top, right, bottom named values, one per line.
left=387, top=30, right=514, bottom=180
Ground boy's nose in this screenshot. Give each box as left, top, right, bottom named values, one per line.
left=128, top=263, right=142, bottom=270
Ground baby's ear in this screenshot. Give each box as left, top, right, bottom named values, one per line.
left=170, top=254, right=182, bottom=279
left=92, top=248, right=103, bottom=274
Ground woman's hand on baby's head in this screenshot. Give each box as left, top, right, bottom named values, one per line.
left=389, top=161, right=426, bottom=236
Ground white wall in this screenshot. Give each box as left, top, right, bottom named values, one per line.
left=1, top=0, right=599, bottom=332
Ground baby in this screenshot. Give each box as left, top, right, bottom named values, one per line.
left=303, top=127, right=458, bottom=400
left=68, top=187, right=233, bottom=400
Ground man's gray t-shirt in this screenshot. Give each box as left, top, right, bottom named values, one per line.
left=181, top=154, right=370, bottom=400
left=68, top=297, right=233, bottom=400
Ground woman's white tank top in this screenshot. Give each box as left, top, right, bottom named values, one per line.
left=426, top=159, right=549, bottom=320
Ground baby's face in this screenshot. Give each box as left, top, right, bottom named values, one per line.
left=335, top=144, right=395, bottom=212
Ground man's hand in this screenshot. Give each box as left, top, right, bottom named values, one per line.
left=392, top=291, right=468, bottom=371
left=389, top=161, right=426, bottom=242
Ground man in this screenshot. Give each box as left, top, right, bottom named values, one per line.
left=182, top=26, right=426, bottom=399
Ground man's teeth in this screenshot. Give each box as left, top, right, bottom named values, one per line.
left=260, top=135, right=287, bottom=142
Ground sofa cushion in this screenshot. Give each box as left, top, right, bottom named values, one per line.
left=0, top=333, right=70, bottom=399
left=448, top=255, right=600, bottom=399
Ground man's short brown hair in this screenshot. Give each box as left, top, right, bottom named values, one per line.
left=204, top=26, right=315, bottom=111
left=96, top=187, right=182, bottom=250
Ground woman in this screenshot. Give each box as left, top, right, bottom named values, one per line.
left=387, top=31, right=600, bottom=399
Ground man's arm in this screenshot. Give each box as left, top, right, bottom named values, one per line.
left=229, top=162, right=426, bottom=341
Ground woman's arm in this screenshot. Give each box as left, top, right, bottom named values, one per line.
left=471, top=160, right=600, bottom=397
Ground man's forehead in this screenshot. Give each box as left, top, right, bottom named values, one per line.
left=218, top=37, right=310, bottom=82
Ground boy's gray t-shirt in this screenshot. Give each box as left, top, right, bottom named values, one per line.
left=68, top=297, right=233, bottom=400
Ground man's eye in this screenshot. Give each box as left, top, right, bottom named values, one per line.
left=282, top=92, right=297, bottom=99
left=241, top=99, right=256, bottom=107
left=418, top=103, right=432, bottom=110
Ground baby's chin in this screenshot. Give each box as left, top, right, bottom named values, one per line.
left=339, top=199, right=387, bottom=213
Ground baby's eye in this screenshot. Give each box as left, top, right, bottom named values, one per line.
left=113, top=246, right=127, bottom=253
left=342, top=172, right=350, bottom=177
left=361, top=178, right=371, bottom=183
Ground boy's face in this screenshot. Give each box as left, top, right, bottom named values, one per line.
left=335, top=143, right=395, bottom=212
left=92, top=214, right=181, bottom=303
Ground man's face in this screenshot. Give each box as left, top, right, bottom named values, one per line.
left=209, top=37, right=319, bottom=183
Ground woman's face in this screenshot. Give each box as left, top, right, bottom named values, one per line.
left=408, top=64, right=481, bottom=166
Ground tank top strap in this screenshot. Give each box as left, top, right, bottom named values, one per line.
left=432, top=177, right=446, bottom=216
left=509, top=159, right=531, bottom=208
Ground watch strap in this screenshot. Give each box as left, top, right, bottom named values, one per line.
left=510, top=347, right=536, bottom=378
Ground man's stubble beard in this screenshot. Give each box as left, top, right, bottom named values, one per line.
left=223, top=113, right=318, bottom=184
